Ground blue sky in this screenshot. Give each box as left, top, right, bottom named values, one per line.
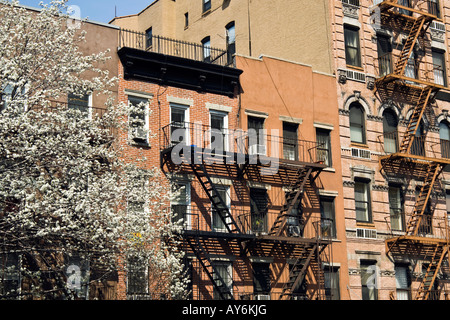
left=16, top=0, right=155, bottom=23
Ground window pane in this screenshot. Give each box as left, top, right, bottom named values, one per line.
left=68, top=93, right=90, bottom=115
left=355, top=181, right=370, bottom=222
left=344, top=26, right=361, bottom=67
left=350, top=104, right=365, bottom=143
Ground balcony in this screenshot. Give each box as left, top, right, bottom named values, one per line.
left=376, top=54, right=447, bottom=89
left=118, top=30, right=242, bottom=98
left=119, top=29, right=233, bottom=68
left=379, top=131, right=450, bottom=160
left=160, top=122, right=328, bottom=166
left=374, top=0, right=441, bottom=19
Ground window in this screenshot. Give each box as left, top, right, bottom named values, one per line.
left=395, top=264, right=410, bottom=300
left=129, top=96, right=149, bottom=144
left=344, top=25, right=361, bottom=67
left=349, top=102, right=366, bottom=144
left=226, top=22, right=236, bottom=66
left=440, top=121, right=450, bottom=159
left=428, top=0, right=440, bottom=18
left=68, top=92, right=92, bottom=118
left=0, top=253, right=20, bottom=298
left=316, top=129, right=332, bottom=167
left=145, top=27, right=153, bottom=48
left=170, top=105, right=189, bottom=145
left=250, top=188, right=268, bottom=234
left=202, top=36, right=211, bottom=63
left=203, top=0, right=211, bottom=13
left=184, top=13, right=189, bottom=28
left=389, top=185, right=404, bottom=231
left=283, top=122, right=299, bottom=161
left=404, top=45, right=417, bottom=81
left=360, top=260, right=378, bottom=300
left=411, top=121, right=425, bottom=157
left=324, top=267, right=340, bottom=300
left=377, top=34, right=392, bottom=76
left=446, top=190, right=450, bottom=227
left=253, top=263, right=271, bottom=297
left=212, top=186, right=230, bottom=232
left=65, top=254, right=90, bottom=299
left=417, top=187, right=433, bottom=235
left=210, top=110, right=228, bottom=153
left=433, top=49, right=446, bottom=86
left=171, top=182, right=191, bottom=229
left=248, top=116, right=266, bottom=156
left=321, top=197, right=337, bottom=238
left=127, top=256, right=148, bottom=296
left=212, top=261, right=232, bottom=300
left=383, top=109, right=399, bottom=154
left=355, top=180, right=372, bottom=223
left=398, top=0, right=412, bottom=16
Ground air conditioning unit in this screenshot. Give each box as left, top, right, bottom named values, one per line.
left=255, top=294, right=271, bottom=301
left=288, top=225, right=302, bottom=237
left=431, top=21, right=445, bottom=32
left=249, top=144, right=267, bottom=156
left=356, top=228, right=377, bottom=239
left=345, top=69, right=366, bottom=83
left=131, top=127, right=148, bottom=143
left=351, top=148, right=371, bottom=160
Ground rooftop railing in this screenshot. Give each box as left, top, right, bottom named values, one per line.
left=161, top=122, right=327, bottom=165
left=119, top=29, right=233, bottom=67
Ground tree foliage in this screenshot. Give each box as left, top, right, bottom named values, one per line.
left=0, top=0, right=188, bottom=300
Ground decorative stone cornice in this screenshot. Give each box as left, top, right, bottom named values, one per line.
left=339, top=108, right=350, bottom=116
left=343, top=180, right=355, bottom=188
left=372, top=184, right=389, bottom=192
left=368, top=114, right=383, bottom=122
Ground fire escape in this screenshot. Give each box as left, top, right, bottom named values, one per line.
left=160, top=123, right=332, bottom=300
left=374, top=0, right=450, bottom=300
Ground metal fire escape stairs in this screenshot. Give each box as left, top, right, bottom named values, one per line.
left=268, top=167, right=314, bottom=237
left=378, top=3, right=449, bottom=300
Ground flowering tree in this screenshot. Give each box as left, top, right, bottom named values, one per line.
left=0, top=0, right=188, bottom=300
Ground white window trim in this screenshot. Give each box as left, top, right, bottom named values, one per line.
left=128, top=95, right=150, bottom=145
left=209, top=109, right=229, bottom=153
left=171, top=181, right=191, bottom=230
left=212, top=185, right=231, bottom=233
left=170, top=103, right=191, bottom=145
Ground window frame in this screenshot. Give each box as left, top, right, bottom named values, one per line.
left=201, top=36, right=211, bottom=63
left=349, top=102, right=366, bottom=144
left=128, top=95, right=150, bottom=145
left=145, top=27, right=153, bottom=49
left=344, top=24, right=362, bottom=68
left=320, top=196, right=337, bottom=239
left=203, top=0, right=212, bottom=13
left=354, top=179, right=372, bottom=223
left=316, top=128, right=333, bottom=167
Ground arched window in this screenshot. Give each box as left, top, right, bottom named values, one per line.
left=349, top=102, right=366, bottom=144
left=383, top=109, right=399, bottom=153
left=440, top=120, right=450, bottom=159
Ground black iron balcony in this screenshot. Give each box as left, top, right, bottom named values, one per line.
left=119, top=29, right=233, bottom=67
left=161, top=122, right=327, bottom=165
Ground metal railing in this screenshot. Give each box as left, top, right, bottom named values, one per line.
left=119, top=29, right=233, bottom=67
left=385, top=214, right=449, bottom=240
left=375, top=0, right=441, bottom=18
left=161, top=122, right=326, bottom=165
left=376, top=54, right=448, bottom=87
left=379, top=131, right=450, bottom=160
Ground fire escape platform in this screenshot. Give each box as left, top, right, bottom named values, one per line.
left=375, top=74, right=448, bottom=92
left=376, top=1, right=440, bottom=21
left=380, top=152, right=450, bottom=166
left=386, top=236, right=448, bottom=257
left=161, top=145, right=327, bottom=186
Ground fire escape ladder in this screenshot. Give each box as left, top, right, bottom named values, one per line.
left=279, top=245, right=317, bottom=300
left=415, top=245, right=449, bottom=300
left=189, top=162, right=242, bottom=234
left=187, top=237, right=235, bottom=300
left=399, top=86, right=433, bottom=154
left=394, top=16, right=426, bottom=76
left=406, top=163, right=443, bottom=236
left=268, top=167, right=313, bottom=237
